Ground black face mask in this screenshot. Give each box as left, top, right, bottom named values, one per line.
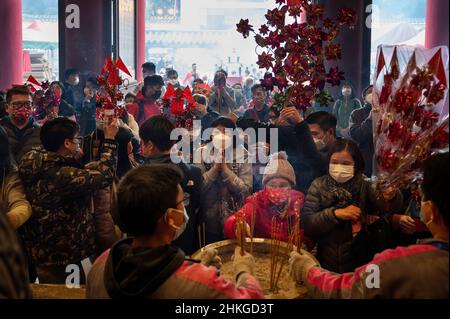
left=151, top=91, right=162, bottom=100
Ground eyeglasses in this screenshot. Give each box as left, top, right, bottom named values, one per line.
left=10, top=101, right=32, bottom=108
left=71, top=137, right=83, bottom=145
left=176, top=193, right=190, bottom=207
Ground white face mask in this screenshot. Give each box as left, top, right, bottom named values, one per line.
left=365, top=93, right=373, bottom=105
left=212, top=133, right=232, bottom=150
left=329, top=164, right=354, bottom=184
left=342, top=89, right=351, bottom=97
left=166, top=207, right=189, bottom=241
left=313, top=137, right=327, bottom=150
left=73, top=77, right=80, bottom=86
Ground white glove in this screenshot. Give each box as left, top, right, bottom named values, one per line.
left=231, top=247, right=255, bottom=281
left=200, top=248, right=222, bottom=269
left=288, top=251, right=319, bottom=284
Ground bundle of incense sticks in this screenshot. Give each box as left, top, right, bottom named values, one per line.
left=236, top=214, right=247, bottom=256
left=270, top=217, right=286, bottom=293
left=250, top=195, right=256, bottom=255
left=197, top=223, right=206, bottom=251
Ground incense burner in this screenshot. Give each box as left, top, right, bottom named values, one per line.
left=192, top=238, right=319, bottom=299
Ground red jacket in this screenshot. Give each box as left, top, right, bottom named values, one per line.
left=303, top=239, right=449, bottom=298
left=87, top=246, right=264, bottom=299
left=128, top=92, right=161, bottom=126
left=224, top=189, right=314, bottom=250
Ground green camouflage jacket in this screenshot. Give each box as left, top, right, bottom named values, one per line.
left=18, top=139, right=118, bottom=267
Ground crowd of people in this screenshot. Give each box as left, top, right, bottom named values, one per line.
left=0, top=61, right=448, bottom=299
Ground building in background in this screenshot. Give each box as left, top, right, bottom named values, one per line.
left=146, top=0, right=276, bottom=84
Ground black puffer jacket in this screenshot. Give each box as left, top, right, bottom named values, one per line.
left=302, top=175, right=403, bottom=274
left=0, top=117, right=41, bottom=163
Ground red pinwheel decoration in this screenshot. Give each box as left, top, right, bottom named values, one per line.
left=96, top=56, right=131, bottom=119
left=25, top=75, right=61, bottom=122
left=162, top=84, right=197, bottom=130
left=373, top=45, right=449, bottom=191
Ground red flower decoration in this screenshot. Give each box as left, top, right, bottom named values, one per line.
left=324, top=44, right=342, bottom=61
left=388, top=121, right=407, bottom=143
left=257, top=52, right=274, bottom=69
left=337, top=8, right=357, bottom=28
left=431, top=126, right=449, bottom=149
left=426, top=81, right=447, bottom=104
left=261, top=73, right=276, bottom=91
left=420, top=110, right=439, bottom=130
left=236, top=19, right=254, bottom=38
left=259, top=24, right=270, bottom=35
left=275, top=76, right=289, bottom=91
left=304, top=4, right=324, bottom=24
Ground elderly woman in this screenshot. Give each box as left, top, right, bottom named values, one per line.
left=224, top=152, right=314, bottom=251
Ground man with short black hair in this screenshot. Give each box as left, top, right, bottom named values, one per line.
left=142, top=62, right=156, bottom=78
left=0, top=85, right=41, bottom=162
left=243, top=84, right=270, bottom=123
left=18, top=117, right=119, bottom=284
left=86, top=164, right=263, bottom=299
left=305, top=111, right=337, bottom=153
left=289, top=152, right=449, bottom=298
left=139, top=115, right=202, bottom=255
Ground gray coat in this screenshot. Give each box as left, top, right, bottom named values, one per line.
left=302, top=175, right=403, bottom=274
left=195, top=146, right=252, bottom=243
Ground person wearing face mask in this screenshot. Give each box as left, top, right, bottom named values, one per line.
left=290, top=152, right=449, bottom=298
left=133, top=62, right=157, bottom=95
left=76, top=77, right=99, bottom=137
left=224, top=152, right=314, bottom=250
left=302, top=139, right=403, bottom=274
left=60, top=68, right=79, bottom=118
left=243, top=84, right=270, bottom=123
left=0, top=85, right=42, bottom=163
left=233, top=83, right=248, bottom=116
left=139, top=116, right=203, bottom=255
left=208, top=70, right=237, bottom=116
left=195, top=117, right=252, bottom=244
left=128, top=75, right=164, bottom=126
left=349, top=85, right=374, bottom=177
left=166, top=69, right=182, bottom=89
left=18, top=117, right=119, bottom=284
left=305, top=111, right=338, bottom=171
left=332, top=83, right=362, bottom=138
left=86, top=164, right=264, bottom=299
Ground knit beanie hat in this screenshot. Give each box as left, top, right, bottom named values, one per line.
left=262, top=151, right=296, bottom=186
